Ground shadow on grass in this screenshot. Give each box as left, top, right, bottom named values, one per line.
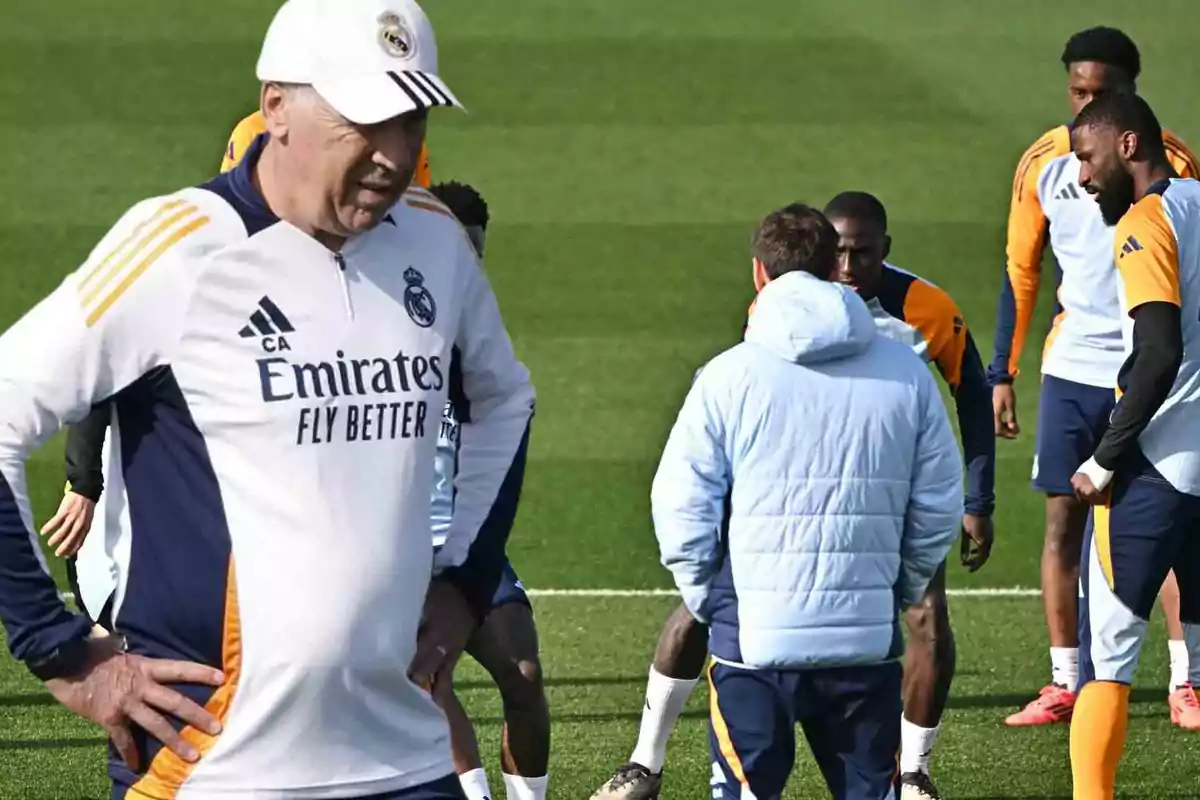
left=0, top=737, right=105, bottom=750
left=460, top=678, right=1165, bottom=712
left=0, top=693, right=57, bottom=708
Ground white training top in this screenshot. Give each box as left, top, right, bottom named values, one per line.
left=0, top=141, right=534, bottom=797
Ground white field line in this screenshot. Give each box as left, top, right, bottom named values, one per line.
left=59, top=587, right=1040, bottom=604
left=522, top=587, right=1041, bottom=598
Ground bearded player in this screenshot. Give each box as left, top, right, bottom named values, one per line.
left=989, top=26, right=1199, bottom=728
left=1068, top=90, right=1200, bottom=797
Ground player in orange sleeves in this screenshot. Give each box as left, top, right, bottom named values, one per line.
left=823, top=191, right=994, bottom=800
left=989, top=27, right=1199, bottom=729
left=1068, top=90, right=1200, bottom=798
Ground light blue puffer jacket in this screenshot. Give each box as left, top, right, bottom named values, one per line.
left=651, top=271, right=962, bottom=669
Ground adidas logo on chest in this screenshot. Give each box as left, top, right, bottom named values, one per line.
left=239, top=294, right=295, bottom=353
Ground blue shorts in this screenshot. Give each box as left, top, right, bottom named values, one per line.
left=708, top=661, right=901, bottom=800
left=112, top=774, right=465, bottom=799
left=1032, top=375, right=1116, bottom=495
left=1079, top=450, right=1200, bottom=686
left=490, top=560, right=530, bottom=611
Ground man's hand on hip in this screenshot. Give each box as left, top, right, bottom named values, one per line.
left=960, top=514, right=995, bottom=572
left=44, top=637, right=225, bottom=770
left=409, top=578, right=478, bottom=690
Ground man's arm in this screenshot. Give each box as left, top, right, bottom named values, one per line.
left=1079, top=197, right=1184, bottom=488
left=63, top=401, right=112, bottom=503
left=650, top=366, right=730, bottom=624
left=0, top=195, right=208, bottom=667
left=905, top=282, right=996, bottom=517
left=435, top=241, right=536, bottom=618
left=989, top=136, right=1054, bottom=385
left=900, top=369, right=964, bottom=607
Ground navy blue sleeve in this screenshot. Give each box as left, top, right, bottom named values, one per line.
left=64, top=401, right=111, bottom=502
left=0, top=474, right=92, bottom=662
left=956, top=332, right=996, bottom=516
left=987, top=274, right=1018, bottom=386
left=441, top=424, right=531, bottom=620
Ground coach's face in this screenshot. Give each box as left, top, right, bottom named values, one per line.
left=269, top=86, right=427, bottom=238
left=829, top=215, right=889, bottom=299
left=1074, top=123, right=1135, bottom=226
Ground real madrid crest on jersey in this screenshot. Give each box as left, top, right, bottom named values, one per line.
left=377, top=11, right=417, bottom=60
left=403, top=267, right=436, bottom=328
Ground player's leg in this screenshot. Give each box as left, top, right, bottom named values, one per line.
left=800, top=662, right=903, bottom=800
left=1071, top=456, right=1184, bottom=797
left=1168, top=516, right=1200, bottom=730
left=1159, top=570, right=1200, bottom=726
left=899, top=562, right=952, bottom=795
left=464, top=571, right=550, bottom=800
left=1009, top=377, right=1111, bottom=726
left=708, top=662, right=795, bottom=800
left=592, top=602, right=709, bottom=798
left=1040, top=494, right=1088, bottom=685
left=430, top=661, right=492, bottom=800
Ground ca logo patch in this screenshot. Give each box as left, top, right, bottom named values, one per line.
left=403, top=267, right=437, bottom=328
left=377, top=11, right=416, bottom=60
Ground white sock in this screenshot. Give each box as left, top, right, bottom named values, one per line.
left=1050, top=646, right=1079, bottom=693
left=502, top=773, right=548, bottom=800
left=899, top=717, right=940, bottom=775
left=459, top=768, right=493, bottom=800
left=1168, top=639, right=1190, bottom=691
left=628, top=666, right=700, bottom=772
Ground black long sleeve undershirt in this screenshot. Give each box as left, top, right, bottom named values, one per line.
left=63, top=401, right=112, bottom=502
left=1094, top=302, right=1183, bottom=471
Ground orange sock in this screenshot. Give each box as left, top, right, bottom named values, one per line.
left=1070, top=681, right=1131, bottom=799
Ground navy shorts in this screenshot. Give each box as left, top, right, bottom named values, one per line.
left=1079, top=450, right=1200, bottom=687
left=708, top=660, right=901, bottom=800
left=1032, top=375, right=1116, bottom=495
left=490, top=560, right=530, bottom=611
left=113, top=774, right=465, bottom=799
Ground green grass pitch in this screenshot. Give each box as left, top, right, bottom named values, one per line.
left=1, top=0, right=1199, bottom=796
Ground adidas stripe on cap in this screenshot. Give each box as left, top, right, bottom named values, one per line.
left=256, top=0, right=464, bottom=125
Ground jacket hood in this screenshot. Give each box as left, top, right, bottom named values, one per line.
left=745, top=271, right=876, bottom=364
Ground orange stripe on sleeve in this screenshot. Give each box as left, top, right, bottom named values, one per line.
left=903, top=279, right=968, bottom=389
left=1003, top=128, right=1068, bottom=376
left=80, top=205, right=200, bottom=309
left=78, top=200, right=190, bottom=293
left=128, top=561, right=241, bottom=799
left=1114, top=194, right=1182, bottom=313
left=84, top=213, right=210, bottom=327
left=1164, top=132, right=1200, bottom=179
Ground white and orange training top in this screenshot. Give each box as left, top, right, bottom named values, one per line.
left=989, top=125, right=1198, bottom=388
left=0, top=134, right=533, bottom=798
left=1113, top=177, right=1200, bottom=496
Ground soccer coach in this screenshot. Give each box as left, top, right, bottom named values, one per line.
left=652, top=205, right=962, bottom=799
left=0, top=1, right=533, bottom=798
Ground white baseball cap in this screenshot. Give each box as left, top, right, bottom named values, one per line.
left=256, top=0, right=464, bottom=125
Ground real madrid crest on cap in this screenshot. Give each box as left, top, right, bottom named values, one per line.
left=377, top=10, right=416, bottom=60
left=403, top=267, right=436, bottom=328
